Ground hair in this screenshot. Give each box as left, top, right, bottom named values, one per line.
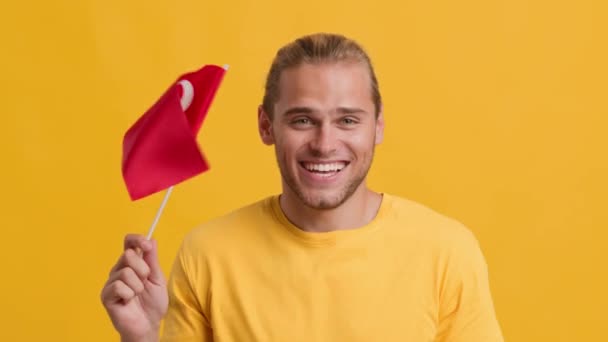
left=262, top=33, right=382, bottom=118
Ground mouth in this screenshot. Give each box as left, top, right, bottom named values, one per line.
left=299, top=161, right=349, bottom=178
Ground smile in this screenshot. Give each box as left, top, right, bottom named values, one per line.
left=299, top=161, right=349, bottom=176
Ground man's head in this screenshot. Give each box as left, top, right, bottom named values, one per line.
left=258, top=33, right=384, bottom=210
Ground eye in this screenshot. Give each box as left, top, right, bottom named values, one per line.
left=341, top=117, right=358, bottom=125
left=292, top=117, right=312, bottom=126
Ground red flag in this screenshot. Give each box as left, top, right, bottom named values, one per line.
left=122, top=65, right=227, bottom=201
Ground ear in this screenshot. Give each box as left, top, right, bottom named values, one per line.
left=375, top=105, right=385, bottom=145
left=258, top=105, right=275, bottom=145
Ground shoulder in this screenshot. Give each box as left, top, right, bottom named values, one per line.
left=383, top=193, right=482, bottom=257
left=178, top=195, right=277, bottom=258
left=384, top=194, right=489, bottom=289
left=384, top=193, right=477, bottom=238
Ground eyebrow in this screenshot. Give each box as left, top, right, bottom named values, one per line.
left=282, top=106, right=368, bottom=117
left=282, top=106, right=316, bottom=117
left=336, top=107, right=368, bottom=115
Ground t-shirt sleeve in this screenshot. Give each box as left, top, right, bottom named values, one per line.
left=436, top=227, right=504, bottom=342
left=160, top=237, right=213, bottom=342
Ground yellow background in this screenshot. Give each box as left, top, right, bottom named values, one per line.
left=1, top=0, right=606, bottom=340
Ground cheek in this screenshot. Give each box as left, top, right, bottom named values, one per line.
left=276, top=132, right=308, bottom=156
left=275, top=140, right=299, bottom=168
left=344, top=129, right=376, bottom=152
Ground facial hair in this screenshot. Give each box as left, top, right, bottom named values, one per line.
left=275, top=137, right=376, bottom=210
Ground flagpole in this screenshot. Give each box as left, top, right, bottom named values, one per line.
left=146, top=186, right=174, bottom=240
left=144, top=64, right=229, bottom=240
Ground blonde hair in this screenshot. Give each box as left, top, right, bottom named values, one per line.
left=262, top=33, right=382, bottom=118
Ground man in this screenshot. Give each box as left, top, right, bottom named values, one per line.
left=101, top=33, right=503, bottom=341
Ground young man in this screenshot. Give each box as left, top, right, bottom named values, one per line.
left=101, top=33, right=504, bottom=342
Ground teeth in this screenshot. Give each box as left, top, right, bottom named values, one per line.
left=303, top=162, right=346, bottom=172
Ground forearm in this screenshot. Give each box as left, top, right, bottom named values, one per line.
left=120, top=329, right=159, bottom=342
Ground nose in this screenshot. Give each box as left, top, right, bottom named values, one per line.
left=309, top=122, right=337, bottom=157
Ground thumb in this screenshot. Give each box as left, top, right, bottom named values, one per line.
left=142, top=239, right=165, bottom=285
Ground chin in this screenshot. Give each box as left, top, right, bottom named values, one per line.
left=279, top=159, right=368, bottom=211
left=298, top=189, right=349, bottom=210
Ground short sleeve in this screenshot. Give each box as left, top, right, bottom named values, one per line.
left=436, top=228, right=503, bottom=342
left=161, top=238, right=213, bottom=342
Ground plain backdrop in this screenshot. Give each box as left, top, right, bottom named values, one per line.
left=1, top=0, right=606, bottom=340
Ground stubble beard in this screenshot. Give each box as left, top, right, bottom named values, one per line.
left=276, top=146, right=375, bottom=210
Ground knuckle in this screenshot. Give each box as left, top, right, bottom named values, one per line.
left=123, top=249, right=135, bottom=262
left=124, top=249, right=142, bottom=266
left=141, top=265, right=151, bottom=278
left=118, top=267, right=134, bottom=280
left=134, top=280, right=145, bottom=294
left=124, top=234, right=138, bottom=249
left=110, top=280, right=123, bottom=291
left=124, top=249, right=150, bottom=278
left=124, top=234, right=143, bottom=247
left=114, top=280, right=134, bottom=297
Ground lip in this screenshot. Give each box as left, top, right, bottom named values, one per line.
left=297, top=161, right=349, bottom=185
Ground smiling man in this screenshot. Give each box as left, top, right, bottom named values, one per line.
left=102, top=33, right=504, bottom=342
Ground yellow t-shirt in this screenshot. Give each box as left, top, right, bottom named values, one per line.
left=161, top=194, right=503, bottom=342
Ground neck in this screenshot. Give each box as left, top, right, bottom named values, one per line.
left=279, top=184, right=383, bottom=233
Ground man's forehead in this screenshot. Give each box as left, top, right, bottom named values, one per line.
left=276, top=62, right=373, bottom=101
left=269, top=61, right=377, bottom=119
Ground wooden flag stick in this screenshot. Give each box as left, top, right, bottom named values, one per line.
left=146, top=186, right=174, bottom=240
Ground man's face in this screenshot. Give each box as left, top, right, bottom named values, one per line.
left=259, top=61, right=384, bottom=210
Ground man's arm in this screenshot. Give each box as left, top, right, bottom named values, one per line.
left=436, top=228, right=503, bottom=342
left=160, top=236, right=213, bottom=342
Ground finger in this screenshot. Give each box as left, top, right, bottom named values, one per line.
left=107, top=267, right=145, bottom=295
left=108, top=249, right=151, bottom=280
left=124, top=249, right=151, bottom=280
left=142, top=239, right=164, bottom=285
left=124, top=234, right=148, bottom=252
left=109, top=235, right=152, bottom=276
left=101, top=280, right=135, bottom=304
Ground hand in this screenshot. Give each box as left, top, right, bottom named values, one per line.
left=101, top=234, right=169, bottom=342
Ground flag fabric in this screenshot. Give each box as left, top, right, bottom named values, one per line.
left=122, top=65, right=227, bottom=201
